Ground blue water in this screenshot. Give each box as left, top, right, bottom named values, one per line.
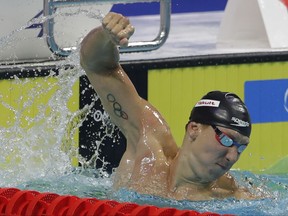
left=9, top=168, right=288, bottom=216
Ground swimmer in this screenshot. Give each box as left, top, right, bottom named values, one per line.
left=80, top=12, right=260, bottom=200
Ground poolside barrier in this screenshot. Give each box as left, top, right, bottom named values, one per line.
left=217, top=0, right=288, bottom=49
left=0, top=188, right=234, bottom=216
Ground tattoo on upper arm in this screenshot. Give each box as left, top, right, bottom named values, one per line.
left=107, top=93, right=128, bottom=120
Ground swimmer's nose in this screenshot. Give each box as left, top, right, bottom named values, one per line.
left=225, top=146, right=239, bottom=164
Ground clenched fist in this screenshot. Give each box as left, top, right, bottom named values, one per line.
left=102, top=12, right=135, bottom=47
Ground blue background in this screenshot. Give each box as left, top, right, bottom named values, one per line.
left=245, top=79, right=288, bottom=124
left=111, top=0, right=228, bottom=16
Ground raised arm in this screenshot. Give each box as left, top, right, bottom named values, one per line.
left=80, top=12, right=133, bottom=74
left=80, top=12, right=142, bottom=134
left=80, top=12, right=179, bottom=160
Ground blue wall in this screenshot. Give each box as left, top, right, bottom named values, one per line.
left=111, top=0, right=228, bottom=16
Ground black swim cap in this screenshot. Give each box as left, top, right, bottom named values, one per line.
left=189, top=91, right=251, bottom=137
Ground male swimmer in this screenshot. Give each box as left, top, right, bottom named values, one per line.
left=80, top=12, right=260, bottom=200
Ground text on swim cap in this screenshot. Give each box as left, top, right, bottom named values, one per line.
left=195, top=99, right=220, bottom=107
left=230, top=117, right=250, bottom=127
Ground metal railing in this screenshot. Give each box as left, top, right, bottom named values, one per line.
left=43, top=0, right=171, bottom=57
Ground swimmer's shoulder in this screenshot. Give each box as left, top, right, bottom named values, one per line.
left=140, top=102, right=179, bottom=159
left=216, top=172, right=238, bottom=190
left=216, top=173, right=266, bottom=200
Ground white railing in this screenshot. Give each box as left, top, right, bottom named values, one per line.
left=43, top=0, right=171, bottom=57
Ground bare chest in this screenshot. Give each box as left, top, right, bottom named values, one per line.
left=113, top=150, right=171, bottom=196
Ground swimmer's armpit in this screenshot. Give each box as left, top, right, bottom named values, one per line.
left=106, top=93, right=128, bottom=120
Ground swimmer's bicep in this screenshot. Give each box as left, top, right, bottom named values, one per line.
left=86, top=66, right=145, bottom=134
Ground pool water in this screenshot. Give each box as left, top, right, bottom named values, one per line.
left=112, top=172, right=288, bottom=216
left=9, top=168, right=288, bottom=216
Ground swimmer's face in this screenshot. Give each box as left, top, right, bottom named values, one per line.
left=187, top=123, right=249, bottom=182
left=212, top=125, right=249, bottom=154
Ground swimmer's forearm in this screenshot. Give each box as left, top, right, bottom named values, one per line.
left=80, top=27, right=120, bottom=73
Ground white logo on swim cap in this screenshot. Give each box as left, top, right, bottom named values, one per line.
left=230, top=117, right=250, bottom=127
left=195, top=99, right=220, bottom=107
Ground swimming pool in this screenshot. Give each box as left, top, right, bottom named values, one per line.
left=1, top=2, right=288, bottom=215
left=0, top=62, right=287, bottom=215
left=1, top=165, right=288, bottom=215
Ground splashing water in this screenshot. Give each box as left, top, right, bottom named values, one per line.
left=0, top=65, right=72, bottom=184
left=0, top=48, right=117, bottom=195
left=0, top=7, right=116, bottom=190
left=0, top=7, right=106, bottom=63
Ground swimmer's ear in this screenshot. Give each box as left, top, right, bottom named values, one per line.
left=186, top=122, right=201, bottom=140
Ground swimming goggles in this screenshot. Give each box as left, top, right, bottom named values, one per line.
left=211, top=125, right=247, bottom=154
